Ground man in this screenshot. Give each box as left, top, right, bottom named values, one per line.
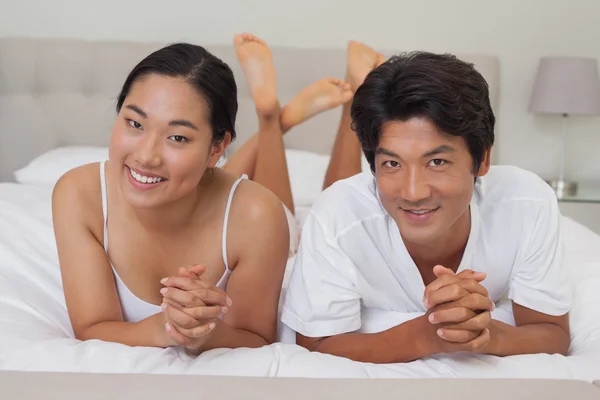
left=280, top=51, right=571, bottom=363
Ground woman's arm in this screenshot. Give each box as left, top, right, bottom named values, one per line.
left=202, top=182, right=290, bottom=350
left=52, top=166, right=169, bottom=347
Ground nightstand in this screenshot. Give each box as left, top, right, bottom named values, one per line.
left=557, top=187, right=600, bottom=234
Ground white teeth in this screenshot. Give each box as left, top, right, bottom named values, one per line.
left=129, top=168, right=164, bottom=184
left=410, top=210, right=431, bottom=215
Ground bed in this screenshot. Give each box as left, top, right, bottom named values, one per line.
left=1, top=37, right=600, bottom=383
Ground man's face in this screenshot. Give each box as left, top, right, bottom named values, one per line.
left=374, top=117, right=490, bottom=247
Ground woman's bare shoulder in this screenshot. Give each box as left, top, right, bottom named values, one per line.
left=52, top=162, right=104, bottom=235
left=226, top=173, right=289, bottom=236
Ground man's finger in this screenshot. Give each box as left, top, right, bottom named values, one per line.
left=432, top=265, right=455, bottom=278
left=425, top=270, right=482, bottom=296
left=445, top=311, right=492, bottom=331
left=424, top=275, right=458, bottom=301
left=456, top=269, right=486, bottom=282
left=464, top=328, right=491, bottom=353
left=425, top=285, right=470, bottom=309
left=428, top=307, right=477, bottom=324
left=437, top=327, right=480, bottom=343
left=456, top=279, right=489, bottom=298
left=426, top=279, right=490, bottom=309
left=454, top=292, right=495, bottom=312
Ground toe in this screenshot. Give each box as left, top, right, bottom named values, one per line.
left=233, top=34, right=244, bottom=45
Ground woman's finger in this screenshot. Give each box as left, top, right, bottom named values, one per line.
left=165, top=323, right=191, bottom=347
left=176, top=321, right=217, bottom=339
left=161, top=287, right=206, bottom=307
left=183, top=305, right=227, bottom=320
left=161, top=276, right=201, bottom=291
left=191, top=287, right=231, bottom=307
left=187, top=265, right=207, bottom=277
left=163, top=302, right=201, bottom=329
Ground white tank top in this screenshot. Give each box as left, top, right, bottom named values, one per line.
left=99, top=160, right=247, bottom=322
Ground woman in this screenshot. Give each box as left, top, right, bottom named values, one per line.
left=52, top=42, right=290, bottom=354
left=223, top=34, right=385, bottom=242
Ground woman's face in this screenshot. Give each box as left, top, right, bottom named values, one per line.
left=109, top=74, right=228, bottom=208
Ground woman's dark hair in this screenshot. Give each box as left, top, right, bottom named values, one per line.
left=116, top=43, right=237, bottom=143
left=351, top=51, right=495, bottom=173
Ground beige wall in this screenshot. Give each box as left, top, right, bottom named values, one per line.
left=1, top=0, right=600, bottom=185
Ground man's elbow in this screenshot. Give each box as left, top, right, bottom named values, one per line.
left=555, top=331, right=571, bottom=356
left=546, top=324, right=570, bottom=356
left=296, top=332, right=327, bottom=352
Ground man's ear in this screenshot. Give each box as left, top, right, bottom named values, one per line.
left=476, top=147, right=492, bottom=177
left=207, top=132, right=232, bottom=168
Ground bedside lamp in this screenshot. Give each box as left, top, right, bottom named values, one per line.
left=529, top=57, right=600, bottom=197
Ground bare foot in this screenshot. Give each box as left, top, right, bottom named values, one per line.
left=234, top=33, right=279, bottom=116
left=346, top=40, right=380, bottom=91
left=280, top=78, right=353, bottom=131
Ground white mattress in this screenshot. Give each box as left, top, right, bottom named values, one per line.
left=1, top=182, right=600, bottom=380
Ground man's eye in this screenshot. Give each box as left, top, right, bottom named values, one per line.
left=429, top=159, right=447, bottom=167
left=384, top=161, right=400, bottom=168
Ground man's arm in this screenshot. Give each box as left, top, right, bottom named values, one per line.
left=484, top=303, right=570, bottom=356
left=487, top=194, right=571, bottom=356
left=297, top=316, right=434, bottom=364
left=424, top=266, right=570, bottom=356
left=297, top=284, right=495, bottom=364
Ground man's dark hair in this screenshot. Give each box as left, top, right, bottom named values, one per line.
left=350, top=51, right=495, bottom=173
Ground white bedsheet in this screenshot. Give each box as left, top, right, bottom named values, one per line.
left=1, top=182, right=599, bottom=380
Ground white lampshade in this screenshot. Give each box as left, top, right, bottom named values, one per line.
left=529, top=57, right=600, bottom=115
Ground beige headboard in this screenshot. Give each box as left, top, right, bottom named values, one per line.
left=0, top=37, right=499, bottom=181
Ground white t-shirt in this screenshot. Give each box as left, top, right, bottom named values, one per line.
left=280, top=165, right=572, bottom=338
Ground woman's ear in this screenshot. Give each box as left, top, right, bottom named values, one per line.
left=207, top=132, right=232, bottom=168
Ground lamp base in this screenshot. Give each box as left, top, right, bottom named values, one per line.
left=547, top=179, right=578, bottom=198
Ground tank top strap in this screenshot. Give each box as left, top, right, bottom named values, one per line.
left=221, top=174, right=248, bottom=271
left=99, top=161, right=109, bottom=253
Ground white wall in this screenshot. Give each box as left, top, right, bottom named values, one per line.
left=1, top=0, right=600, bottom=185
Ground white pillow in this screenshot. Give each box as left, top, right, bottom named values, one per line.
left=14, top=146, right=109, bottom=187
left=285, top=149, right=371, bottom=207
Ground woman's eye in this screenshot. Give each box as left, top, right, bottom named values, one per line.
left=169, top=135, right=189, bottom=143
left=128, top=120, right=142, bottom=129
left=383, top=160, right=400, bottom=168
left=429, top=159, right=447, bottom=167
